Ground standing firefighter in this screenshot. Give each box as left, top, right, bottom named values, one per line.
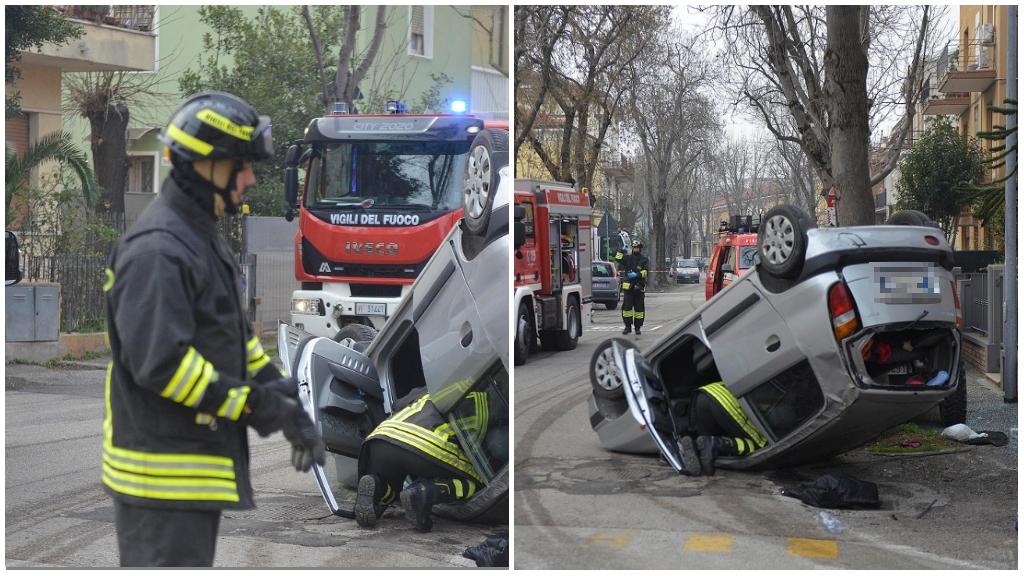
left=615, top=239, right=649, bottom=336
left=355, top=386, right=495, bottom=532
left=102, top=92, right=325, bottom=567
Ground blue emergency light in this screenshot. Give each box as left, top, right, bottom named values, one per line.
left=386, top=100, right=407, bottom=114
left=450, top=99, right=468, bottom=114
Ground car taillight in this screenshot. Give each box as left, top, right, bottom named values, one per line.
left=828, top=282, right=860, bottom=341
left=950, top=280, right=962, bottom=327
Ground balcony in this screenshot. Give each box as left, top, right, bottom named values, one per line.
left=600, top=152, right=633, bottom=178
left=19, top=6, right=156, bottom=73
left=923, top=92, right=969, bottom=115
left=938, top=40, right=998, bottom=94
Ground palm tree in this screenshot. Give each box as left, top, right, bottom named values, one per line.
left=5, top=130, right=97, bottom=214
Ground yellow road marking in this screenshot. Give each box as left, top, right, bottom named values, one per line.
left=684, top=534, right=735, bottom=553
left=787, top=538, right=839, bottom=559
left=587, top=530, right=637, bottom=548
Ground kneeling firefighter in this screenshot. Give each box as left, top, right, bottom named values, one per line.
left=615, top=239, right=649, bottom=336
left=676, top=382, right=768, bottom=476
left=355, top=386, right=495, bottom=532
left=102, top=91, right=325, bottom=566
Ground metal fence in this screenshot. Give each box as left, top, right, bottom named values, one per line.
left=24, top=254, right=108, bottom=333
left=959, top=272, right=990, bottom=335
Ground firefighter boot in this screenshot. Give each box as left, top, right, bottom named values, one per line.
left=355, top=474, right=393, bottom=528
left=676, top=436, right=702, bottom=476
left=696, top=436, right=742, bottom=476
left=401, top=481, right=440, bottom=532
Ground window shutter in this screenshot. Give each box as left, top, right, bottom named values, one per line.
left=6, top=113, right=29, bottom=158
left=411, top=6, right=424, bottom=36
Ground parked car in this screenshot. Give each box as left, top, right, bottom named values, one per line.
left=592, top=260, right=621, bottom=309
left=674, top=258, right=701, bottom=284
left=280, top=133, right=510, bottom=523
left=588, top=205, right=965, bottom=471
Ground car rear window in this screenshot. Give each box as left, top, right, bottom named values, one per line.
left=678, top=259, right=698, bottom=268
left=746, top=360, right=824, bottom=441
left=593, top=262, right=614, bottom=277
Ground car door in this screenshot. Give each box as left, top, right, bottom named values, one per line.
left=279, top=323, right=385, bottom=517
left=608, top=340, right=686, bottom=473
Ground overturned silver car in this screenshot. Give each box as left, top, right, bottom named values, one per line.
left=589, top=205, right=965, bottom=471
left=279, top=132, right=510, bottom=522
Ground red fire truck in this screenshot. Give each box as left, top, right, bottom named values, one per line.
left=513, top=179, right=592, bottom=365
left=283, top=102, right=508, bottom=340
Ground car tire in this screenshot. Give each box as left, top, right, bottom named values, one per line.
left=463, top=129, right=509, bottom=236
left=333, top=323, right=378, bottom=350
left=514, top=301, right=532, bottom=366
left=605, top=301, right=618, bottom=310
left=939, top=361, right=968, bottom=426
left=886, top=209, right=939, bottom=229
left=758, top=203, right=814, bottom=279
left=590, top=338, right=637, bottom=401
left=554, top=298, right=580, bottom=351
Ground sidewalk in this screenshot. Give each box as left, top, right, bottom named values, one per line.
left=964, top=362, right=1018, bottom=457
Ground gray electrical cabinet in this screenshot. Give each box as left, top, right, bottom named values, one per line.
left=5, top=283, right=60, bottom=342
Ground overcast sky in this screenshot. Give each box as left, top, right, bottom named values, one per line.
left=671, top=5, right=961, bottom=142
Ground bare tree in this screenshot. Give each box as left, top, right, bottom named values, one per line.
left=706, top=5, right=933, bottom=225
left=304, top=5, right=387, bottom=112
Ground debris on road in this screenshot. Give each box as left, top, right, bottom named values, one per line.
left=782, top=474, right=881, bottom=510
left=942, top=424, right=1009, bottom=446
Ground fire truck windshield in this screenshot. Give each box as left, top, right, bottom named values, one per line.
left=305, top=141, right=470, bottom=211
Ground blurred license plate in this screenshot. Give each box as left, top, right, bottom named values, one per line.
left=890, top=364, right=913, bottom=375
left=874, top=266, right=942, bottom=304
left=356, top=302, right=386, bottom=315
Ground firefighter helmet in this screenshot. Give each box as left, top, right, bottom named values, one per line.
left=632, top=239, right=643, bottom=249
left=160, top=91, right=272, bottom=163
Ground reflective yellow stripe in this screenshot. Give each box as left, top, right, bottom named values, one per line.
left=103, top=463, right=237, bottom=490
left=622, top=310, right=634, bottom=318
left=640, top=270, right=648, bottom=278
left=102, top=452, right=234, bottom=480
left=195, top=412, right=215, bottom=426
left=701, top=383, right=767, bottom=448
left=246, top=336, right=261, bottom=352
left=102, top=473, right=239, bottom=502
left=465, top=480, right=476, bottom=498
left=216, top=386, right=250, bottom=421
left=454, top=479, right=464, bottom=498
left=635, top=312, right=645, bottom=319
left=103, top=439, right=234, bottom=469
left=161, top=348, right=198, bottom=400
left=167, top=123, right=213, bottom=156
left=385, top=420, right=467, bottom=460
left=369, top=421, right=481, bottom=481
left=196, top=108, right=253, bottom=141
left=622, top=282, right=631, bottom=290
left=102, top=268, right=115, bottom=292
left=247, top=354, right=271, bottom=376
left=183, top=363, right=214, bottom=408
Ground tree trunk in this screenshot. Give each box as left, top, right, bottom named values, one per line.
left=825, top=6, right=874, bottom=226
left=87, top=102, right=130, bottom=216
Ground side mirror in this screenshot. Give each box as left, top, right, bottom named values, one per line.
left=284, top=144, right=302, bottom=221
left=513, top=205, right=526, bottom=250
left=6, top=231, right=22, bottom=286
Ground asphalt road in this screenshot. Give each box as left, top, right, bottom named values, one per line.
left=5, top=361, right=501, bottom=568
left=514, top=282, right=1017, bottom=569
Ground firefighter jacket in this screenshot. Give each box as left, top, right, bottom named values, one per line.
left=101, top=175, right=279, bottom=511
left=614, top=250, right=649, bottom=292
left=361, top=387, right=491, bottom=483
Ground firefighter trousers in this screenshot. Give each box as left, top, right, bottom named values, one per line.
left=363, top=439, right=479, bottom=506
left=622, top=290, right=646, bottom=330
left=689, top=387, right=764, bottom=456
left=114, top=500, right=221, bottom=567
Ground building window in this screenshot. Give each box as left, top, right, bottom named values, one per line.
left=127, top=155, right=155, bottom=194
left=409, top=6, right=433, bottom=58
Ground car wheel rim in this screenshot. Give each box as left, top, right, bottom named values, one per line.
left=764, top=214, right=795, bottom=265
left=464, top=145, right=490, bottom=220
left=594, top=347, right=621, bottom=391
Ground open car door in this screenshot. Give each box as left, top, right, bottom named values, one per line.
left=279, top=323, right=386, bottom=518
left=612, top=341, right=686, bottom=473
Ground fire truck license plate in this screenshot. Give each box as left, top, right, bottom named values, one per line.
left=356, top=303, right=386, bottom=316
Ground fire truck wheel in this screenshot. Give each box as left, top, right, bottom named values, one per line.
left=590, top=338, right=636, bottom=401
left=463, top=129, right=509, bottom=236
left=333, top=323, right=378, bottom=350
left=757, top=203, right=813, bottom=280
left=514, top=301, right=533, bottom=366
left=553, top=298, right=580, bottom=351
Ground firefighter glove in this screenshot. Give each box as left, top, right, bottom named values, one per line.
left=246, top=377, right=300, bottom=437
left=282, top=408, right=326, bottom=472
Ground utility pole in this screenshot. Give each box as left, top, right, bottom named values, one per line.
left=1004, top=5, right=1017, bottom=403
